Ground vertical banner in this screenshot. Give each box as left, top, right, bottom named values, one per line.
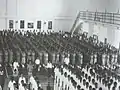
left=20, top=20, right=25, bottom=29
left=37, top=21, right=41, bottom=29
left=9, top=20, right=14, bottom=29
left=48, top=21, right=52, bottom=29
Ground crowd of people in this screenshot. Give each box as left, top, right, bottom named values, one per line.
left=0, top=29, right=119, bottom=90
left=54, top=62, right=120, bottom=90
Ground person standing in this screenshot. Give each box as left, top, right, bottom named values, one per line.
left=8, top=76, right=16, bottom=90
left=0, top=63, right=5, bottom=90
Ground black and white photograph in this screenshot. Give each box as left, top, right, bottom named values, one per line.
left=1, top=0, right=120, bottom=90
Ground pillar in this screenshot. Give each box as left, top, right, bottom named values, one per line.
left=107, top=26, right=115, bottom=45
left=88, top=22, right=94, bottom=37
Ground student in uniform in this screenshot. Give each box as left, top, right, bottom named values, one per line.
left=46, top=61, right=53, bottom=77
left=13, top=60, right=19, bottom=73
left=27, top=61, right=34, bottom=76
left=29, top=75, right=38, bottom=90
left=8, top=76, right=16, bottom=90
left=0, top=64, right=5, bottom=90
left=18, top=74, right=26, bottom=86
left=19, top=80, right=25, bottom=90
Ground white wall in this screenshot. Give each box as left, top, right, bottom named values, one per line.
left=0, top=0, right=120, bottom=47
left=1, top=0, right=120, bottom=31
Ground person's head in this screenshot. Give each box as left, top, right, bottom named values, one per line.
left=77, top=85, right=81, bottom=90
left=21, top=80, right=24, bottom=85
left=112, top=86, right=116, bottom=90
left=85, top=74, right=88, bottom=79
left=81, top=89, right=84, bottom=90
left=99, top=87, right=102, bottom=90
left=95, top=82, right=98, bottom=88
left=88, top=76, right=91, bottom=82
left=86, top=82, right=89, bottom=88
left=110, top=79, right=113, bottom=84
left=83, top=79, right=86, bottom=85
left=89, top=85, right=92, bottom=90
left=92, top=79, right=95, bottom=84
left=114, top=82, right=117, bottom=87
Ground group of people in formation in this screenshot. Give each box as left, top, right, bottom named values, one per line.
left=0, top=57, right=54, bottom=90
left=54, top=54, right=120, bottom=90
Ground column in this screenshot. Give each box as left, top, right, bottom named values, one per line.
left=107, top=26, right=115, bottom=45
left=88, top=22, right=94, bottom=37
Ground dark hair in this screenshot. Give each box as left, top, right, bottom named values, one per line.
left=99, top=87, right=102, bottom=90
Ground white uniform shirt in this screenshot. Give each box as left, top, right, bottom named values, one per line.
left=47, top=63, right=52, bottom=68
left=18, top=77, right=26, bottom=86
left=29, top=76, right=38, bottom=90
left=13, top=62, right=19, bottom=70
left=64, top=57, right=70, bottom=65
left=19, top=85, right=25, bottom=90
left=8, top=80, right=16, bottom=90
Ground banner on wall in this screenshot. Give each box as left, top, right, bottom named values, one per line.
left=48, top=21, right=52, bottom=29
left=37, top=21, right=41, bottom=29
left=20, top=20, right=25, bottom=29
left=9, top=20, right=14, bottom=29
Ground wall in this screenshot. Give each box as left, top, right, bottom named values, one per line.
left=0, top=0, right=120, bottom=47
left=1, top=0, right=120, bottom=31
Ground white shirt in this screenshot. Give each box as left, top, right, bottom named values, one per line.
left=47, top=63, right=52, bottom=68
left=13, top=62, right=19, bottom=70
left=8, top=80, right=16, bottom=90
left=64, top=57, right=70, bottom=65
left=18, top=77, right=26, bottom=86
left=19, top=85, right=25, bottom=90
left=29, top=76, right=38, bottom=90
left=0, top=85, right=2, bottom=90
